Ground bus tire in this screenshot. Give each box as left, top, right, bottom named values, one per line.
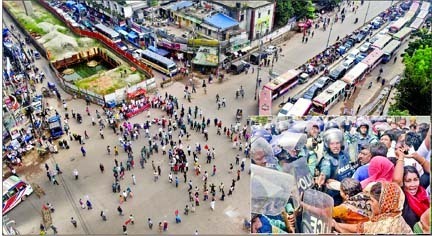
left=22, top=195, right=26, bottom=201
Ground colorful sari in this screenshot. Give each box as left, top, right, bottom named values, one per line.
left=357, top=182, right=412, bottom=234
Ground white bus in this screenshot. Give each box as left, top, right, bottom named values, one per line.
left=312, top=80, right=347, bottom=114
left=287, top=98, right=312, bottom=116
left=3, top=176, right=33, bottom=214
left=372, top=34, right=392, bottom=50
left=392, top=27, right=412, bottom=42
left=94, top=23, right=121, bottom=43
left=381, top=40, right=401, bottom=63
left=342, top=62, right=369, bottom=89
left=138, top=49, right=177, bottom=75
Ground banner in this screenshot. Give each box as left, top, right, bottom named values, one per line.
left=301, top=189, right=333, bottom=234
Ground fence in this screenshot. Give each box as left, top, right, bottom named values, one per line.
left=36, top=0, right=154, bottom=78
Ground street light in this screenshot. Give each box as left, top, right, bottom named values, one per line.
left=325, top=22, right=334, bottom=49
left=363, top=1, right=371, bottom=25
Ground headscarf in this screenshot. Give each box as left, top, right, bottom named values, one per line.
left=357, top=182, right=413, bottom=234
left=404, top=186, right=430, bottom=218
left=371, top=182, right=405, bottom=222
left=360, top=156, right=394, bottom=189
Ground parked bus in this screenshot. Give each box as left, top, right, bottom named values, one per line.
left=138, top=49, right=177, bottom=75
left=263, top=69, right=301, bottom=100
left=417, top=10, right=429, bottom=19
left=286, top=98, right=312, bottom=116
left=389, top=17, right=410, bottom=33
left=3, top=176, right=33, bottom=215
left=341, top=62, right=369, bottom=89
left=392, top=27, right=412, bottom=42
left=312, top=80, right=347, bottom=114
left=94, top=23, right=121, bottom=43
left=372, top=34, right=392, bottom=50
left=409, top=17, right=424, bottom=30
left=361, top=48, right=384, bottom=72
left=420, top=1, right=430, bottom=11
left=381, top=40, right=401, bottom=63
left=258, top=88, right=272, bottom=116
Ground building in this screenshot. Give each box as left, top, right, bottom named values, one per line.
left=85, top=0, right=164, bottom=20
left=209, top=0, right=275, bottom=41
left=160, top=1, right=241, bottom=41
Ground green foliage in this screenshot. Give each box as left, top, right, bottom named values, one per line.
left=292, top=0, right=310, bottom=20
left=393, top=46, right=432, bottom=115
left=404, top=30, right=432, bottom=57
left=305, top=0, right=316, bottom=19
left=387, top=105, right=410, bottom=116
left=275, top=0, right=294, bottom=27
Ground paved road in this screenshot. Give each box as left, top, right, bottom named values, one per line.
left=3, top=9, right=249, bottom=235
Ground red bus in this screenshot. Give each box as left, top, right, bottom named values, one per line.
left=342, top=62, right=369, bottom=90
left=263, top=69, right=302, bottom=100
left=361, top=48, right=383, bottom=72
left=258, top=88, right=272, bottom=116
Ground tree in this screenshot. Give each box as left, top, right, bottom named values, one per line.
left=274, top=0, right=294, bottom=27
left=292, top=0, right=309, bottom=20
left=387, top=106, right=410, bottom=116
left=392, top=46, right=432, bottom=115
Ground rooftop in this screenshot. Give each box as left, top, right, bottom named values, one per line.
left=192, top=46, right=219, bottom=66
left=211, top=0, right=273, bottom=9
left=204, top=13, right=239, bottom=31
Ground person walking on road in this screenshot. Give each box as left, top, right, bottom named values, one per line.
left=99, top=163, right=104, bottom=173
left=70, top=217, right=77, bottom=228
left=210, top=197, right=215, bottom=211
left=101, top=211, right=107, bottom=221
left=86, top=200, right=93, bottom=210
left=117, top=205, right=124, bottom=215
left=73, top=169, right=79, bottom=180
left=122, top=225, right=127, bottom=235
left=148, top=218, right=153, bottom=230
left=132, top=174, right=136, bottom=185
left=81, top=146, right=86, bottom=157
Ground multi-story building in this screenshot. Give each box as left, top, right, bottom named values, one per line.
left=209, top=0, right=275, bottom=40
left=85, top=0, right=167, bottom=20
left=160, top=1, right=241, bottom=41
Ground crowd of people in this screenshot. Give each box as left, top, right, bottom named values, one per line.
left=37, top=86, right=251, bottom=234
left=250, top=116, right=430, bottom=234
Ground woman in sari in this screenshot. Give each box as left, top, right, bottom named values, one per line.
left=333, top=181, right=412, bottom=233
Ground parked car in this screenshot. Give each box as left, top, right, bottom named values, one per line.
left=265, top=45, right=278, bottom=55
left=277, top=102, right=294, bottom=117
left=314, top=76, right=331, bottom=90
left=299, top=73, right=310, bottom=84
left=302, top=85, right=320, bottom=100
left=355, top=53, right=367, bottom=64
left=249, top=51, right=268, bottom=65
left=230, top=60, right=250, bottom=74
left=359, top=42, right=371, bottom=53
left=342, top=58, right=356, bottom=70
left=347, top=48, right=360, bottom=61
left=34, top=51, right=41, bottom=59
left=329, top=65, right=347, bottom=81
left=355, top=31, right=367, bottom=43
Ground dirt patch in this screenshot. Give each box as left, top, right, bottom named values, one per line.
left=3, top=150, right=48, bottom=181
left=86, top=75, right=113, bottom=92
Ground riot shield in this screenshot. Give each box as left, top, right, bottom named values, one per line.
left=281, top=157, right=314, bottom=196
left=251, top=164, right=299, bottom=216
left=251, top=137, right=278, bottom=168
left=301, top=189, right=334, bottom=234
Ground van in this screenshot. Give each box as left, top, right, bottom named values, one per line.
left=277, top=102, right=294, bottom=117
left=249, top=52, right=268, bottom=65
left=299, top=73, right=310, bottom=84
left=230, top=60, right=250, bottom=74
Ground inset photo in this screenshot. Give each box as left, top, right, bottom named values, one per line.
left=250, top=116, right=430, bottom=234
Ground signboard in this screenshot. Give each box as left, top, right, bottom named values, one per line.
left=301, top=189, right=333, bottom=234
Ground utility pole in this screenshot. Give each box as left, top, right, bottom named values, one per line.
left=363, top=1, right=371, bottom=25
left=325, top=22, right=333, bottom=48
left=254, top=23, right=264, bottom=101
